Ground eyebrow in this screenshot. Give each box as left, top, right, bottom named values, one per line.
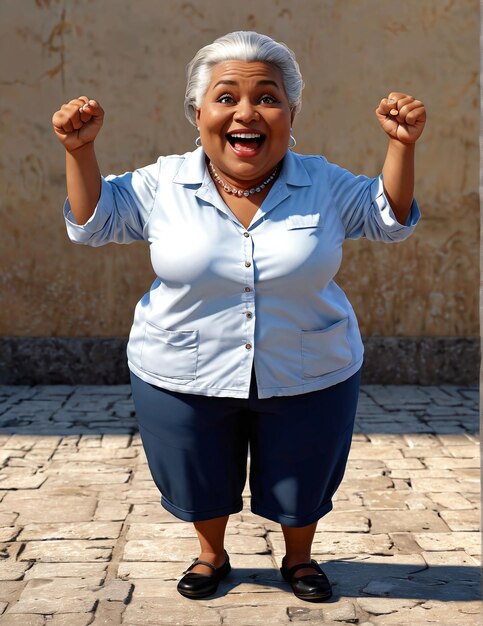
left=213, top=79, right=281, bottom=89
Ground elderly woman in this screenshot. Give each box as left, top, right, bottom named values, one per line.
left=53, top=31, right=425, bottom=602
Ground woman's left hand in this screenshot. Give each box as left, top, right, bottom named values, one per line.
left=376, top=92, right=426, bottom=144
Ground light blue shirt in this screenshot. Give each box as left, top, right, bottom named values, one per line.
left=63, top=147, right=420, bottom=398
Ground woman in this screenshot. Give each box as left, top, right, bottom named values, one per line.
left=52, top=31, right=425, bottom=602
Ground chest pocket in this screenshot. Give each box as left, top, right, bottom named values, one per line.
left=285, top=213, right=323, bottom=230
left=140, top=322, right=199, bottom=383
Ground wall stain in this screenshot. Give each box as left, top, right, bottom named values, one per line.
left=385, top=20, right=409, bottom=36
left=42, top=7, right=70, bottom=91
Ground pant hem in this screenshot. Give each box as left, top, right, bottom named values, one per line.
left=250, top=499, right=334, bottom=527
left=160, top=495, right=244, bottom=522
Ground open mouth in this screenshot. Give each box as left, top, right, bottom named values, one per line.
left=225, top=131, right=266, bottom=152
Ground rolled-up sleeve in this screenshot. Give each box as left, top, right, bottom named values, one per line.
left=63, top=158, right=161, bottom=247
left=325, top=158, right=421, bottom=242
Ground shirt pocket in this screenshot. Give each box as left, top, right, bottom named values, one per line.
left=301, top=318, right=352, bottom=378
left=286, top=213, right=323, bottom=230
left=140, top=322, right=199, bottom=382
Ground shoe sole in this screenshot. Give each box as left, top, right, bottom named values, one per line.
left=292, top=590, right=333, bottom=602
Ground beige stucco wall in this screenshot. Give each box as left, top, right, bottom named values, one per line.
left=0, top=0, right=479, bottom=338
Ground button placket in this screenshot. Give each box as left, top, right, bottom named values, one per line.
left=242, top=229, right=255, bottom=357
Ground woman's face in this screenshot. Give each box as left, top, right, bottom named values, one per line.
left=196, top=60, right=294, bottom=186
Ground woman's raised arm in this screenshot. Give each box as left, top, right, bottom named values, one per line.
left=52, top=96, right=104, bottom=225
left=376, top=91, right=426, bottom=225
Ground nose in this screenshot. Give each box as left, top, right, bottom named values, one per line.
left=234, top=98, right=259, bottom=123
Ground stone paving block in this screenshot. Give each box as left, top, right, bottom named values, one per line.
left=45, top=460, right=133, bottom=474
left=219, top=604, right=291, bottom=625
left=0, top=495, right=97, bottom=523
left=44, top=472, right=131, bottom=486
left=365, top=434, right=407, bottom=446
left=122, top=598, right=222, bottom=625
left=413, top=532, right=481, bottom=554
left=384, top=458, right=425, bottom=470
left=0, top=614, right=45, bottom=625
left=357, top=597, right=420, bottom=615
left=123, top=534, right=268, bottom=562
left=129, top=578, right=192, bottom=597
left=0, top=580, right=26, bottom=604
left=424, top=456, right=480, bottom=469
left=439, top=509, right=480, bottom=531
left=101, top=435, right=132, bottom=449
left=411, top=477, right=480, bottom=493
left=125, top=521, right=265, bottom=540
left=52, top=449, right=137, bottom=461
left=8, top=578, right=100, bottom=614
left=402, top=434, right=440, bottom=448
left=389, top=532, right=425, bottom=554
left=94, top=500, right=131, bottom=521
left=342, top=468, right=385, bottom=479
left=0, top=527, right=20, bottom=541
left=370, top=601, right=482, bottom=625
left=269, top=531, right=392, bottom=555
left=369, top=510, right=450, bottom=533
left=49, top=614, right=93, bottom=626
left=122, top=537, right=203, bottom=562
left=321, top=553, right=426, bottom=597
left=0, top=561, right=31, bottom=581
left=2, top=436, right=38, bottom=451
left=96, top=579, right=133, bottom=602
left=339, top=476, right=394, bottom=491
left=17, top=521, right=123, bottom=541
left=346, top=459, right=386, bottom=469
left=315, top=511, right=369, bottom=532
left=90, top=600, right=124, bottom=626
left=421, top=550, right=477, bottom=566
left=361, top=491, right=409, bottom=510
left=361, top=566, right=480, bottom=602
left=78, top=435, right=102, bottom=448
left=437, top=434, right=478, bottom=446
left=348, top=445, right=404, bottom=460
left=126, top=503, right=183, bottom=523
left=446, top=445, right=480, bottom=458
left=118, top=562, right=187, bottom=580
left=402, top=446, right=451, bottom=458
left=0, top=542, right=24, bottom=561
left=20, top=540, right=114, bottom=562
left=427, top=492, right=475, bottom=510
left=0, top=474, right=46, bottom=489
left=24, top=563, right=107, bottom=580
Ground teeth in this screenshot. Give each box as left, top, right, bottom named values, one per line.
left=229, top=133, right=262, bottom=139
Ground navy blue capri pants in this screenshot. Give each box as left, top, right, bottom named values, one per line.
left=130, top=367, right=361, bottom=528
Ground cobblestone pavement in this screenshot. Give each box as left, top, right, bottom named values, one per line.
left=0, top=384, right=480, bottom=625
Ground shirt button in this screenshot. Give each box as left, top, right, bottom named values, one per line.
left=246, top=312, right=252, bottom=318
left=243, top=232, right=250, bottom=238
left=244, top=287, right=251, bottom=293
left=245, top=261, right=251, bottom=267
left=245, top=343, right=252, bottom=350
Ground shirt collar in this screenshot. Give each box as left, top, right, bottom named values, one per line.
left=172, top=146, right=312, bottom=187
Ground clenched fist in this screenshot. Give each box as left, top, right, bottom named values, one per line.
left=376, top=92, right=426, bottom=145
left=52, top=96, right=104, bottom=152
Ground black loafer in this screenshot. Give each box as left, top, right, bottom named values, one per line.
left=177, top=549, right=231, bottom=598
left=280, top=556, right=332, bottom=602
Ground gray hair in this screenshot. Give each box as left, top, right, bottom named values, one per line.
left=184, top=31, right=304, bottom=127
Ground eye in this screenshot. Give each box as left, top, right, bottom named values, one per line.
left=259, top=95, right=278, bottom=104
left=217, top=94, right=235, bottom=104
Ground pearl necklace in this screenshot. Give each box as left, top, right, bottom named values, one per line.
left=209, top=162, right=278, bottom=197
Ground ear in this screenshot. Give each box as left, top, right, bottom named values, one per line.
left=195, top=108, right=201, bottom=126
left=290, top=108, right=296, bottom=126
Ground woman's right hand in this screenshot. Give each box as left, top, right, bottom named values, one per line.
left=52, top=96, right=104, bottom=153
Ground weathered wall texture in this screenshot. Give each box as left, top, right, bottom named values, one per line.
left=0, top=0, right=479, bottom=338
